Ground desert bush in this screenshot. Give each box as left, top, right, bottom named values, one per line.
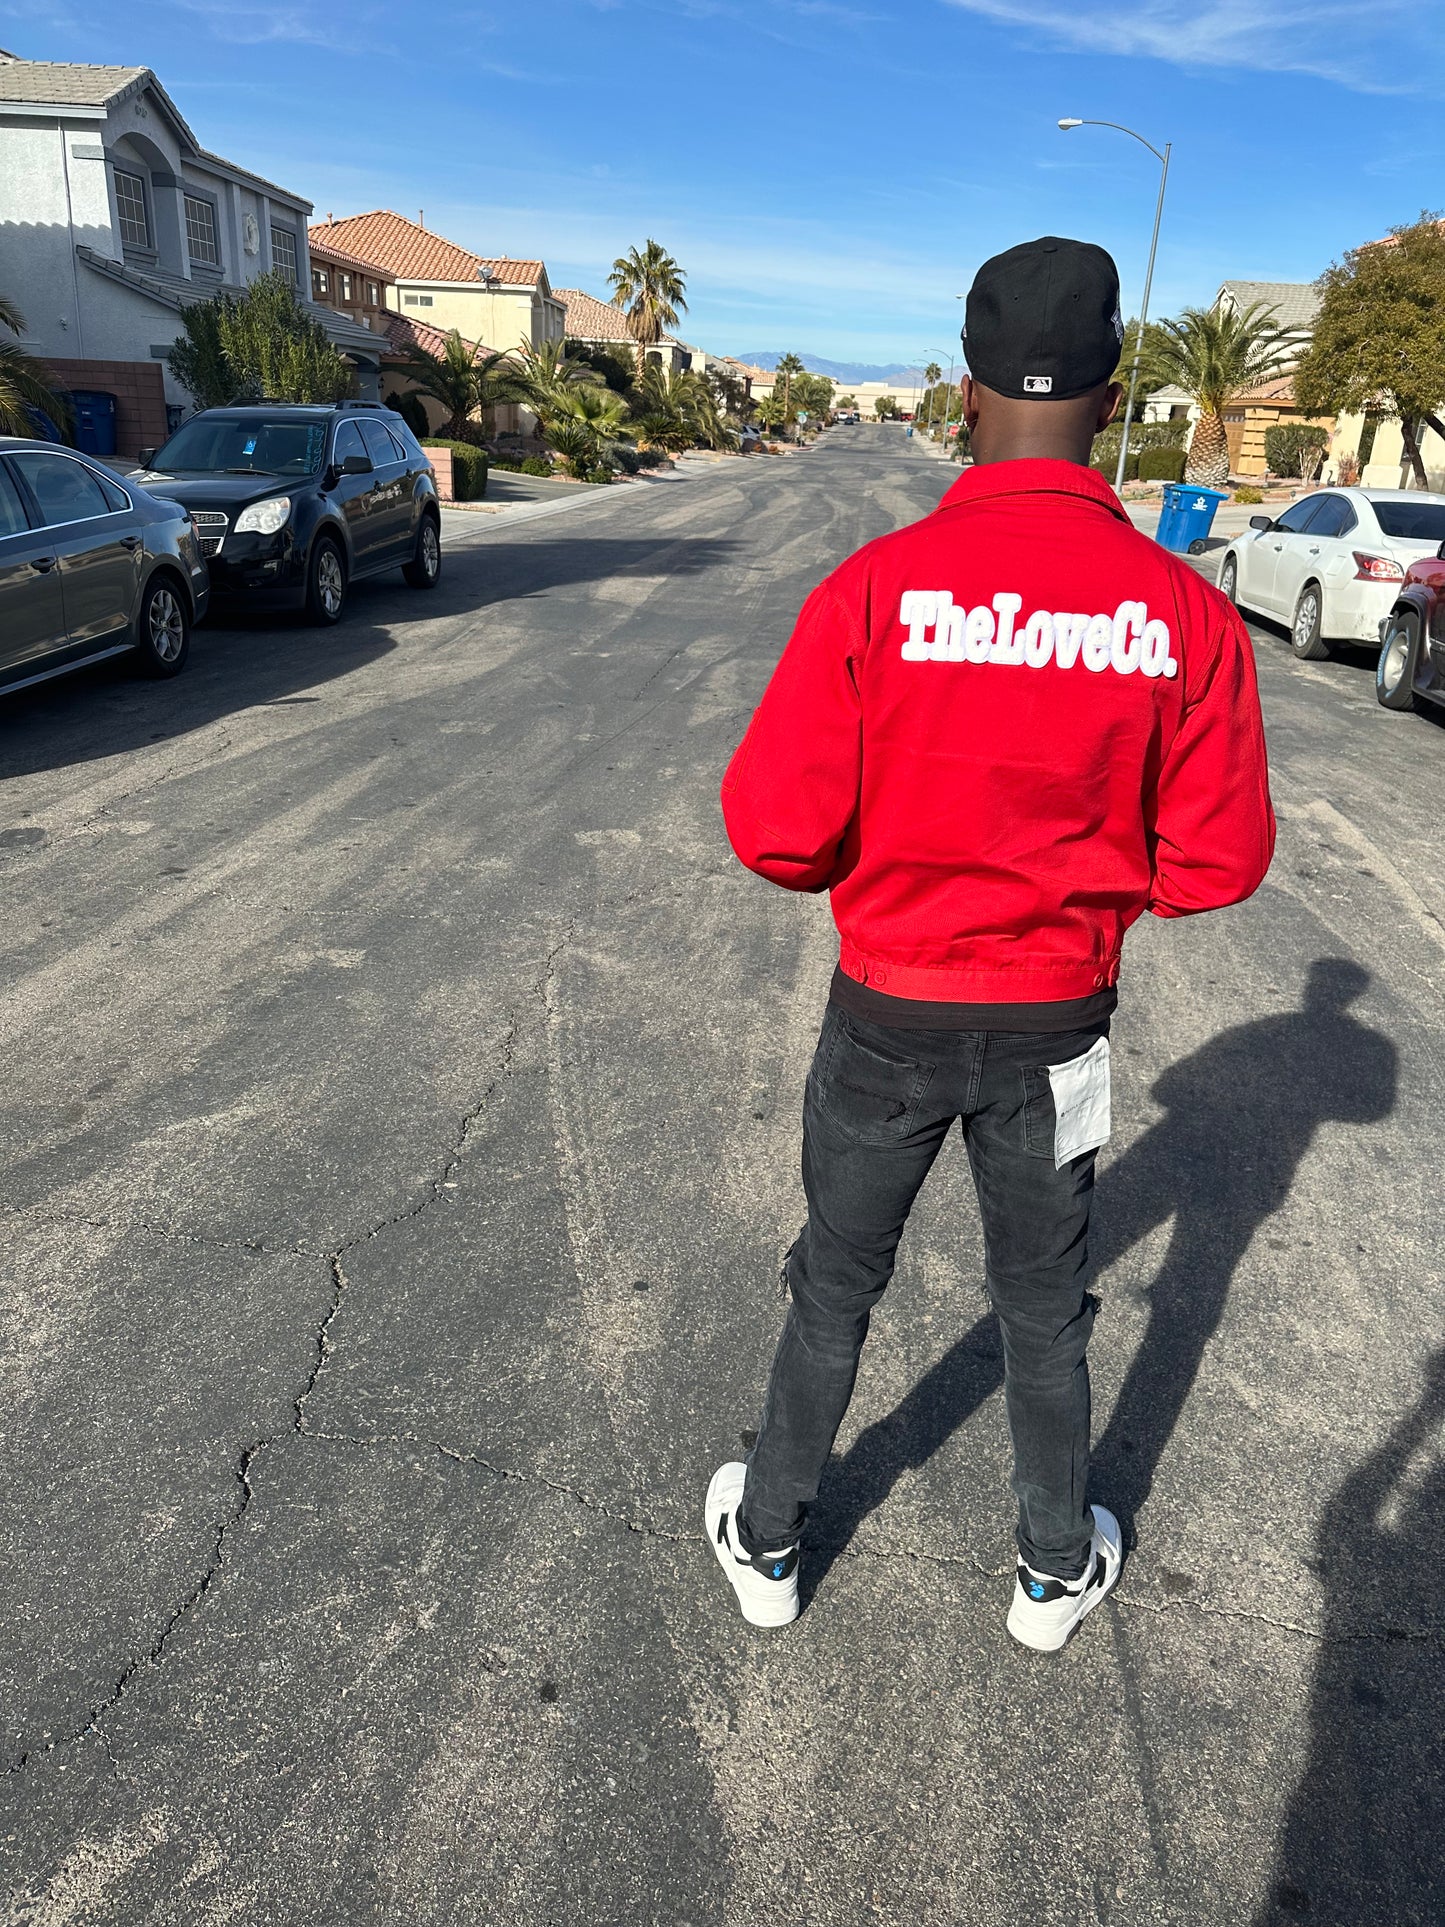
left=421, top=439, right=488, bottom=500
left=1138, top=447, right=1187, bottom=483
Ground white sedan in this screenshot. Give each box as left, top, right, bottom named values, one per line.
left=1218, top=487, right=1445, bottom=659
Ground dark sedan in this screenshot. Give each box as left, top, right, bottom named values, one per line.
left=0, top=440, right=208, bottom=695
left=134, top=403, right=442, bottom=625
left=1377, top=544, right=1445, bottom=716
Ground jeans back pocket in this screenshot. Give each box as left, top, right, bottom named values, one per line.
left=812, top=1010, right=935, bottom=1145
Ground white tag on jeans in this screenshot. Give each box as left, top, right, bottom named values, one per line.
left=1046, top=1035, right=1111, bottom=1168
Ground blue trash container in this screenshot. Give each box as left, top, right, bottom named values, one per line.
left=1156, top=482, right=1229, bottom=554
left=69, top=390, right=118, bottom=458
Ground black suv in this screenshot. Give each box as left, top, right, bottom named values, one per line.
left=136, top=402, right=441, bottom=624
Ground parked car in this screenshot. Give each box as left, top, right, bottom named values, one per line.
left=134, top=401, right=441, bottom=625
left=0, top=438, right=207, bottom=695
left=1218, top=487, right=1445, bottom=661
left=1376, top=546, right=1445, bottom=715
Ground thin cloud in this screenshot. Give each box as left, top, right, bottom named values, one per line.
left=941, top=0, right=1430, bottom=93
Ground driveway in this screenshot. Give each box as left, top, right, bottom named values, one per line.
left=2, top=425, right=1442, bottom=1925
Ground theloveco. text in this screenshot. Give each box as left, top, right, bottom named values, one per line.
left=899, top=592, right=1180, bottom=679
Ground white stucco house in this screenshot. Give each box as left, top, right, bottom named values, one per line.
left=0, top=50, right=383, bottom=454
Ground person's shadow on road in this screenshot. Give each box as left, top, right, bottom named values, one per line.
left=802, top=959, right=1397, bottom=1597
left=1254, top=1342, right=1445, bottom=1924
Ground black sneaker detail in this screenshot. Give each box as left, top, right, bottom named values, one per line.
left=1016, top=1566, right=1071, bottom=1605
left=750, top=1546, right=799, bottom=1583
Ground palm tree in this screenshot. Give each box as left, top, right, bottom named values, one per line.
left=922, top=363, right=942, bottom=435
left=512, top=336, right=603, bottom=427
left=0, top=296, right=72, bottom=437
left=774, top=351, right=805, bottom=423
left=390, top=329, right=517, bottom=439
left=542, top=384, right=635, bottom=477
left=755, top=393, right=788, bottom=434
left=607, top=241, right=687, bottom=382
left=1146, top=302, right=1293, bottom=487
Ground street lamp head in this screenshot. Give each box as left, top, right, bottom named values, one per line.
left=1058, top=117, right=1083, bottom=130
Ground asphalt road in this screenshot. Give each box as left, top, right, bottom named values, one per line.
left=4, top=426, right=1444, bottom=1926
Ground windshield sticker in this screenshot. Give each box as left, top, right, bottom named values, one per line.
left=242, top=435, right=257, bottom=456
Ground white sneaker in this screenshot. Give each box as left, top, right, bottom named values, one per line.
left=705, top=1462, right=800, bottom=1628
left=1006, top=1504, right=1123, bottom=1653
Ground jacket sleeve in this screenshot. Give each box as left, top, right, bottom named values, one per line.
left=720, top=579, right=864, bottom=893
left=1148, top=600, right=1276, bottom=918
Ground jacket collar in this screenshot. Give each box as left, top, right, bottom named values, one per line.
left=936, top=457, right=1129, bottom=522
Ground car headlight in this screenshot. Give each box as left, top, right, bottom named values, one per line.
left=233, top=495, right=293, bottom=536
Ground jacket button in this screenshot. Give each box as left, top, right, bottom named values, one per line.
left=873, top=969, right=887, bottom=987
left=1093, top=974, right=1105, bottom=987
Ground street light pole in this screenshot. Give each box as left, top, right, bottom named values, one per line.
left=1058, top=117, right=1171, bottom=494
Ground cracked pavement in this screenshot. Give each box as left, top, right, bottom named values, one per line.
left=3, top=428, right=1444, bottom=1924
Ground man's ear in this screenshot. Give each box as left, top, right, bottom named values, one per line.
left=1097, top=381, right=1125, bottom=432
left=960, top=376, right=982, bottom=430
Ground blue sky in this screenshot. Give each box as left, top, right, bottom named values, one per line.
left=7, top=0, right=1442, bottom=363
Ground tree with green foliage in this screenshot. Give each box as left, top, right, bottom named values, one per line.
left=1113, top=317, right=1174, bottom=418
left=1293, top=212, right=1445, bottom=489
left=169, top=271, right=354, bottom=410
left=512, top=336, right=603, bottom=428
left=792, top=370, right=834, bottom=425
left=1143, top=302, right=1292, bottom=486
left=837, top=392, right=858, bottom=412
left=874, top=394, right=899, bottom=420
left=608, top=241, right=687, bottom=377
left=389, top=328, right=518, bottom=440
left=0, top=295, right=73, bottom=436
left=565, top=337, right=637, bottom=395
left=541, top=381, right=633, bottom=477
left=1264, top=421, right=1329, bottom=482
left=771, top=351, right=806, bottom=423
left=755, top=392, right=788, bottom=434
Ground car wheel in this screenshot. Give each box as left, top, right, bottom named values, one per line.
left=403, top=514, right=441, bottom=590
left=1219, top=555, right=1239, bottom=606
left=1290, top=583, right=1329, bottom=660
left=134, top=574, right=190, bottom=677
left=1376, top=610, right=1423, bottom=711
left=306, top=535, right=347, bottom=626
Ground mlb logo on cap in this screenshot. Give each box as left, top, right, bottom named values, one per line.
left=962, top=236, right=1122, bottom=401
left=1023, top=376, right=1054, bottom=393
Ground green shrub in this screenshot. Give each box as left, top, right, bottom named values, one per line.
left=490, top=457, right=521, bottom=472
left=585, top=466, right=613, bottom=485
left=386, top=389, right=431, bottom=441
left=421, top=439, right=488, bottom=500
left=1264, top=421, right=1328, bottom=481
left=521, top=455, right=552, bottom=477
left=1233, top=485, right=1264, bottom=503
left=1138, top=447, right=1186, bottom=483
left=636, top=447, right=670, bottom=469
left=1091, top=452, right=1139, bottom=483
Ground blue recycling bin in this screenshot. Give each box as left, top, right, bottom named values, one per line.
left=69, top=390, right=118, bottom=458
left=1156, top=482, right=1228, bottom=554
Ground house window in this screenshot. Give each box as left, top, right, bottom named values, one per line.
left=367, top=281, right=378, bottom=306
left=313, top=268, right=329, bottom=295
left=340, top=272, right=352, bottom=301
left=115, top=170, right=149, bottom=248
left=270, top=225, right=297, bottom=284
left=403, top=293, right=433, bottom=307
left=184, top=195, right=220, bottom=266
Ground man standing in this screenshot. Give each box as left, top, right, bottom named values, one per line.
left=707, top=237, right=1274, bottom=1651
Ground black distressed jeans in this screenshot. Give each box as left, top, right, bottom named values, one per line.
left=737, top=1002, right=1108, bottom=1580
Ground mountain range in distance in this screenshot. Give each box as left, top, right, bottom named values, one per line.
left=734, top=351, right=928, bottom=385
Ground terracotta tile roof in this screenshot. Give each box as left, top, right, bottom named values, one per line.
left=1235, top=376, right=1298, bottom=404
left=554, top=285, right=680, bottom=348
left=309, top=235, right=396, bottom=281
left=310, top=212, right=545, bottom=288
left=383, top=312, right=500, bottom=362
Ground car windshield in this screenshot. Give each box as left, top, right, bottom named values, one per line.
left=1373, top=501, right=1445, bottom=541
left=153, top=416, right=327, bottom=477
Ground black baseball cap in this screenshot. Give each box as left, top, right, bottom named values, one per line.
left=961, top=237, right=1123, bottom=401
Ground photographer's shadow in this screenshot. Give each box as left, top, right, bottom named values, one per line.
left=1255, top=1343, right=1445, bottom=1923
left=804, top=959, right=1397, bottom=1594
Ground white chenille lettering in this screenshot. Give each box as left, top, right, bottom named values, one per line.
left=989, top=593, right=1024, bottom=663
left=1022, top=610, right=1055, bottom=667
left=898, top=590, right=1181, bottom=680
left=1053, top=613, right=1088, bottom=669
left=1111, top=600, right=1146, bottom=675
left=1083, top=613, right=1113, bottom=672
left=899, top=590, right=935, bottom=660
left=1141, top=618, right=1178, bottom=678
left=964, top=604, right=995, bottom=662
